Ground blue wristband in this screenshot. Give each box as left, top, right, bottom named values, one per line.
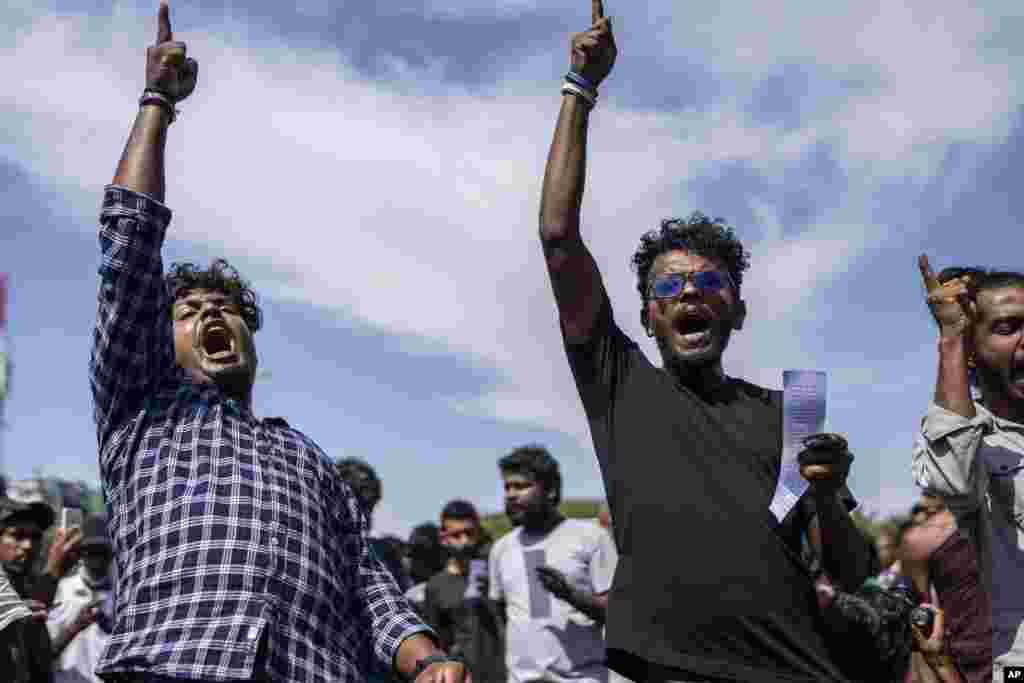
left=565, top=71, right=597, bottom=94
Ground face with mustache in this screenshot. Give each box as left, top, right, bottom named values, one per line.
left=0, top=521, right=42, bottom=576
left=971, top=286, right=1024, bottom=420
left=646, top=250, right=746, bottom=374
left=173, top=288, right=258, bottom=402
left=503, top=472, right=555, bottom=529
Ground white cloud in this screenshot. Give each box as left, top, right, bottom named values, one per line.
left=2, top=1, right=1020, bottom=523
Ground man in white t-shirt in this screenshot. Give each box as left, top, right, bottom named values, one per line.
left=47, top=515, right=114, bottom=683
left=488, top=445, right=617, bottom=683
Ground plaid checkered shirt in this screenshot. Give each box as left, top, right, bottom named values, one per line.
left=90, top=186, right=431, bottom=682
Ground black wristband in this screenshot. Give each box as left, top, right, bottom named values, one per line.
left=410, top=653, right=463, bottom=681
left=139, top=90, right=177, bottom=123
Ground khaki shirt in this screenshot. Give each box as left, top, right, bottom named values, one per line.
left=913, top=401, right=1024, bottom=677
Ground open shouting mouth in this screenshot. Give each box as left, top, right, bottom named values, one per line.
left=674, top=308, right=714, bottom=348
left=197, top=320, right=238, bottom=363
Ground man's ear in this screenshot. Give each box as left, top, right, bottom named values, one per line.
left=732, top=299, right=747, bottom=331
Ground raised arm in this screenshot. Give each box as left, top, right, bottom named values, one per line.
left=539, top=0, right=616, bottom=344
left=113, top=0, right=197, bottom=200
left=912, top=257, right=984, bottom=500
left=91, top=1, right=198, bottom=447
left=799, top=434, right=878, bottom=592
left=919, top=255, right=976, bottom=419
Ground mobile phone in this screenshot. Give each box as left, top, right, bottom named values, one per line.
left=61, top=507, right=83, bottom=532
left=464, top=559, right=487, bottom=600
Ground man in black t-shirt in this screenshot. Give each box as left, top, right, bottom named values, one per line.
left=537, top=2, right=877, bottom=681
left=422, top=500, right=505, bottom=683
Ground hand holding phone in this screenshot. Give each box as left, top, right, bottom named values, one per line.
left=464, top=560, right=487, bottom=600
left=61, top=507, right=83, bottom=532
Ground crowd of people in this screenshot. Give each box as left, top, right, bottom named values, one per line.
left=2, top=0, right=1021, bottom=681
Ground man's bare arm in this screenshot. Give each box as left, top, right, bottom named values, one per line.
left=112, top=0, right=197, bottom=202
left=113, top=108, right=171, bottom=201
left=539, top=0, right=616, bottom=344
left=919, top=255, right=976, bottom=419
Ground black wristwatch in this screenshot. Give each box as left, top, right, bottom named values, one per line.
left=410, top=653, right=464, bottom=681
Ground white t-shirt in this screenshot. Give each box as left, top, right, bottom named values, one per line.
left=489, top=519, right=617, bottom=683
left=46, top=570, right=112, bottom=683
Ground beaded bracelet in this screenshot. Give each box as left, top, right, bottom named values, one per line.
left=565, top=70, right=597, bottom=95
left=561, top=82, right=597, bottom=108
left=139, top=90, right=178, bottom=124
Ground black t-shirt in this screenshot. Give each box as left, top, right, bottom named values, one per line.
left=0, top=617, right=52, bottom=683
left=422, top=570, right=505, bottom=683
left=565, top=298, right=857, bottom=683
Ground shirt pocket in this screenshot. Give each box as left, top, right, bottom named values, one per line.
left=986, top=445, right=1024, bottom=530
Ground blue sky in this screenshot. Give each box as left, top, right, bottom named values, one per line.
left=1, top=0, right=1022, bottom=535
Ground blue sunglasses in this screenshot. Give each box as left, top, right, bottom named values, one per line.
left=649, top=271, right=733, bottom=299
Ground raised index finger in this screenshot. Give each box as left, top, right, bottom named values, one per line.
left=592, top=0, right=604, bottom=24
left=918, top=254, right=940, bottom=292
left=157, top=0, right=173, bottom=44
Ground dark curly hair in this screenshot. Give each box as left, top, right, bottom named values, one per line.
left=499, top=444, right=562, bottom=507
left=937, top=266, right=1024, bottom=293
left=335, top=457, right=382, bottom=513
left=165, top=259, right=263, bottom=332
left=631, top=213, right=750, bottom=329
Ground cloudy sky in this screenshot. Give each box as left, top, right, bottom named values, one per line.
left=2, top=0, right=1022, bottom=536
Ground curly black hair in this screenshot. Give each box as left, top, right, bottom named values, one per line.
left=631, top=213, right=750, bottom=329
left=165, top=259, right=263, bottom=332
left=499, top=444, right=562, bottom=507
left=937, top=266, right=1024, bottom=293
left=335, top=457, right=382, bottom=513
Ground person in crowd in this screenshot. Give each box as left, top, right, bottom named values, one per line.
left=405, top=523, right=446, bottom=613
left=47, top=515, right=115, bottom=683
left=901, top=492, right=991, bottom=683
left=875, top=524, right=901, bottom=577
left=537, top=2, right=877, bottom=680
left=336, top=458, right=414, bottom=593
left=898, top=493, right=952, bottom=603
left=88, top=4, right=465, bottom=681
left=813, top=488, right=980, bottom=683
left=0, top=497, right=53, bottom=682
left=488, top=445, right=617, bottom=683
left=1, top=481, right=80, bottom=607
left=915, top=257, right=1023, bottom=679
left=910, top=492, right=948, bottom=529
left=421, top=500, right=504, bottom=683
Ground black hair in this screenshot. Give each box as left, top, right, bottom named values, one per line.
left=937, top=266, right=1024, bottom=297
left=440, top=499, right=480, bottom=526
left=499, top=444, right=562, bottom=507
left=335, top=457, right=382, bottom=513
left=165, top=259, right=263, bottom=332
left=631, top=213, right=750, bottom=329
left=407, top=522, right=446, bottom=584
left=375, top=534, right=407, bottom=558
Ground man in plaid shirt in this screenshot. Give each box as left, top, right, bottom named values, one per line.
left=89, top=4, right=468, bottom=682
